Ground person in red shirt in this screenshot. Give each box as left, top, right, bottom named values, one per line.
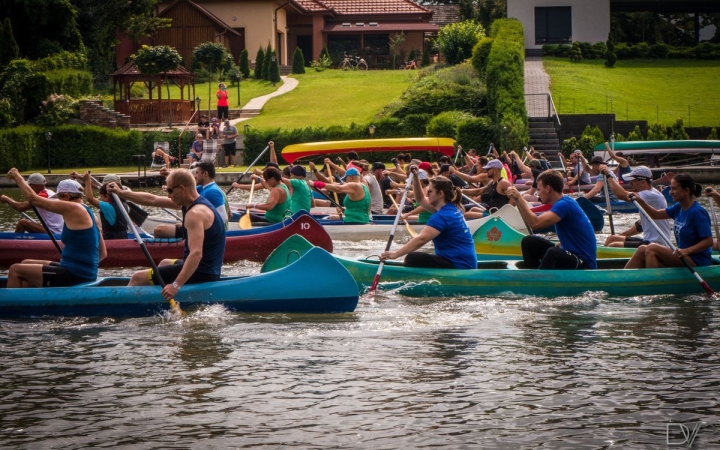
left=216, top=83, right=229, bottom=121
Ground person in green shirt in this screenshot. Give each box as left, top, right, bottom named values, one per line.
left=309, top=167, right=370, bottom=224
left=247, top=167, right=291, bottom=223
left=282, top=165, right=313, bottom=214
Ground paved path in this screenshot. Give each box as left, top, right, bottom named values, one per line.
left=229, top=76, right=299, bottom=126
left=524, top=57, right=552, bottom=118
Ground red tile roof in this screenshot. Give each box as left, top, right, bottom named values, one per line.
left=290, top=0, right=333, bottom=13
left=424, top=4, right=459, bottom=27
left=324, top=21, right=439, bottom=32
left=319, top=0, right=432, bottom=16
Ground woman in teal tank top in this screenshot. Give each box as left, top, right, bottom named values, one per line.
left=249, top=167, right=291, bottom=223
left=308, top=167, right=371, bottom=224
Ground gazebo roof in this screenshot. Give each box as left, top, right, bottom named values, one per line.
left=111, top=61, right=195, bottom=80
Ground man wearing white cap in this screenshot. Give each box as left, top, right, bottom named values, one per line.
left=6, top=171, right=107, bottom=287
left=0, top=172, right=64, bottom=235
left=477, top=159, right=513, bottom=210
left=600, top=165, right=671, bottom=248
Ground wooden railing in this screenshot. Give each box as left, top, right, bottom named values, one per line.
left=114, top=100, right=196, bottom=124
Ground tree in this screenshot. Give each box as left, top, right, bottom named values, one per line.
left=646, top=122, right=668, bottom=141
left=0, top=18, right=19, bottom=66
left=254, top=47, right=265, bottom=79
left=421, top=43, right=430, bottom=67
left=268, top=50, right=281, bottom=84
left=292, top=47, right=305, bottom=74
left=389, top=32, right=406, bottom=69
left=239, top=48, right=250, bottom=78
left=709, top=128, right=718, bottom=140
left=134, top=45, right=182, bottom=125
left=193, top=42, right=227, bottom=112
left=437, top=21, right=485, bottom=65
left=669, top=118, right=689, bottom=140
left=477, top=0, right=507, bottom=31
left=458, top=0, right=475, bottom=21
left=604, top=32, right=617, bottom=68
left=569, top=41, right=583, bottom=62
left=262, top=43, right=272, bottom=80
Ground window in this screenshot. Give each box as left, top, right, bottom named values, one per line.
left=535, top=7, right=571, bottom=44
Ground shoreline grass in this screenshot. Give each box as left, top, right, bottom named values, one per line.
left=543, top=57, right=720, bottom=127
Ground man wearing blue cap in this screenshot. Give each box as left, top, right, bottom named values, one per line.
left=309, top=167, right=371, bottom=223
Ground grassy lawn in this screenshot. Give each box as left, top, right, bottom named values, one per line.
left=123, top=79, right=279, bottom=111
left=245, top=70, right=417, bottom=130
left=543, top=58, right=720, bottom=127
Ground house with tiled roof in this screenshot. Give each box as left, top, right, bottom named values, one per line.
left=118, top=0, right=439, bottom=69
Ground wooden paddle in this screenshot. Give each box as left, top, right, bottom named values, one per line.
left=111, top=192, right=185, bottom=314
left=225, top=144, right=270, bottom=195
left=327, top=164, right=343, bottom=218
left=631, top=197, right=715, bottom=296
left=601, top=173, right=616, bottom=235
left=31, top=205, right=62, bottom=255
left=239, top=178, right=256, bottom=230
left=709, top=197, right=720, bottom=242
left=368, top=172, right=414, bottom=295
left=389, top=195, right=418, bottom=238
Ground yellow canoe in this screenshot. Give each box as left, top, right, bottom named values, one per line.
left=281, top=137, right=456, bottom=163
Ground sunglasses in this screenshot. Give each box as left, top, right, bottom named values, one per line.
left=166, top=184, right=182, bottom=195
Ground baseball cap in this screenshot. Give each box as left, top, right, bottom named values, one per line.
left=528, top=159, right=542, bottom=169
left=590, top=156, right=605, bottom=164
left=482, top=159, right=504, bottom=170
left=289, top=165, right=307, bottom=177
left=102, top=174, right=122, bottom=185
left=624, top=166, right=653, bottom=181
left=342, top=167, right=361, bottom=180
left=418, top=162, right=432, bottom=172
left=52, top=179, right=83, bottom=197
left=372, top=162, right=386, bottom=171
left=418, top=169, right=429, bottom=181
left=27, top=173, right=46, bottom=185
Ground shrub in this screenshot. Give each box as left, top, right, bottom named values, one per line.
left=437, top=20, right=485, bottom=65
left=691, top=42, right=720, bottom=60
left=500, top=113, right=529, bottom=152
left=581, top=124, right=605, bottom=146
left=0, top=97, right=15, bottom=128
left=485, top=19, right=526, bottom=135
left=268, top=50, right=281, bottom=84
left=647, top=43, right=670, bottom=59
left=421, top=47, right=430, bottom=67
left=669, top=117, right=689, bottom=140
left=426, top=110, right=474, bottom=138
left=605, top=33, right=617, bottom=68
left=33, top=51, right=88, bottom=71
left=254, top=47, right=265, bottom=79
left=569, top=41, right=583, bottom=62
left=239, top=48, right=250, bottom=78
left=470, top=37, right=493, bottom=78
left=35, top=94, right=79, bottom=127
left=542, top=44, right=571, bottom=57
left=627, top=125, right=644, bottom=141
left=401, top=113, right=433, bottom=136
left=457, top=116, right=494, bottom=149
left=0, top=59, right=49, bottom=124
left=42, top=69, right=93, bottom=97
left=708, top=128, right=718, bottom=140
left=310, top=54, right=332, bottom=72
left=0, top=17, right=19, bottom=67
left=292, top=47, right=306, bottom=74
left=561, top=137, right=578, bottom=157
left=262, top=43, right=273, bottom=81
left=615, top=42, right=649, bottom=59
left=646, top=122, right=668, bottom=141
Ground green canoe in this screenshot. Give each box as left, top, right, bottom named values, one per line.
left=264, top=235, right=720, bottom=298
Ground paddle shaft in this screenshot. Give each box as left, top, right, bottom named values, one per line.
left=631, top=198, right=715, bottom=296
left=31, top=205, right=62, bottom=255
left=369, top=173, right=414, bottom=294
left=312, top=186, right=344, bottom=211
left=389, top=195, right=418, bottom=238
left=225, top=145, right=270, bottom=195
left=327, top=165, right=343, bottom=217
left=602, top=173, right=616, bottom=235
left=20, top=210, right=36, bottom=223
left=239, top=178, right=256, bottom=229
left=710, top=198, right=720, bottom=242
left=461, top=194, right=486, bottom=212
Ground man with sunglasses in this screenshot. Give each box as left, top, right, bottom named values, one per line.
left=6, top=172, right=107, bottom=287
left=108, top=169, right=225, bottom=300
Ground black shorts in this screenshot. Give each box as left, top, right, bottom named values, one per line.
left=623, top=236, right=650, bottom=248
left=150, top=260, right=220, bottom=286
left=223, top=143, right=236, bottom=156
left=42, top=262, right=94, bottom=287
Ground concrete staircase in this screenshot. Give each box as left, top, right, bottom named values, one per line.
left=528, top=117, right=563, bottom=168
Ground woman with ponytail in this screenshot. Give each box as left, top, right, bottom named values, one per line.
left=626, top=173, right=713, bottom=268
left=380, top=166, right=477, bottom=269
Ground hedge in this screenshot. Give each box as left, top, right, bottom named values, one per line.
left=0, top=125, right=196, bottom=172
left=42, top=69, right=94, bottom=97
left=456, top=117, right=494, bottom=150
left=543, top=41, right=720, bottom=60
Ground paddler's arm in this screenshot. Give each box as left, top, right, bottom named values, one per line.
left=80, top=171, right=100, bottom=208
left=506, top=186, right=560, bottom=231
left=600, top=167, right=630, bottom=201
left=705, top=187, right=720, bottom=204
left=605, top=142, right=629, bottom=168
left=161, top=207, right=206, bottom=300
left=268, top=141, right=277, bottom=164
left=107, top=182, right=176, bottom=209
left=324, top=158, right=346, bottom=177
left=628, top=192, right=671, bottom=220
left=380, top=225, right=439, bottom=261
left=309, top=162, right=329, bottom=182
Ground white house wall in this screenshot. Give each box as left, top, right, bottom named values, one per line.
left=507, top=0, right=610, bottom=50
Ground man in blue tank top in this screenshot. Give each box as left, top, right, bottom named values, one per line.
left=6, top=172, right=108, bottom=287
left=507, top=170, right=597, bottom=270
left=109, top=169, right=225, bottom=301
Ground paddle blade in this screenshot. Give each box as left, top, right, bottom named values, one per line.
left=239, top=212, right=252, bottom=230
left=168, top=298, right=186, bottom=316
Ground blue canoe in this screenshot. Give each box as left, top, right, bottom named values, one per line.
left=0, top=245, right=358, bottom=317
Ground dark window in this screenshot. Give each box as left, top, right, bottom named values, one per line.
left=535, top=7, right=572, bottom=44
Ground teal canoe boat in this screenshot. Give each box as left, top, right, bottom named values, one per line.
left=0, top=246, right=358, bottom=317
left=263, top=236, right=720, bottom=298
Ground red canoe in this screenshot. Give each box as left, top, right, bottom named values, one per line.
left=0, top=214, right=333, bottom=268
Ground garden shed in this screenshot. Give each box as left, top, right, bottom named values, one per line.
left=111, top=61, right=198, bottom=125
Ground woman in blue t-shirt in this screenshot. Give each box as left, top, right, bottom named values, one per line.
left=380, top=166, right=477, bottom=269
left=627, top=174, right=713, bottom=268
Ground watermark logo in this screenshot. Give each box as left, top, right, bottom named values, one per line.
left=667, top=422, right=704, bottom=447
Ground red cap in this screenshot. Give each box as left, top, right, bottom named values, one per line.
left=418, top=162, right=432, bottom=171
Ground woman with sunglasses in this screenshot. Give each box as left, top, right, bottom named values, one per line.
left=380, top=165, right=477, bottom=269
left=6, top=170, right=107, bottom=288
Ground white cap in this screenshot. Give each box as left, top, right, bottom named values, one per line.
left=624, top=166, right=653, bottom=181
left=27, top=173, right=46, bottom=185
left=52, top=179, right=83, bottom=197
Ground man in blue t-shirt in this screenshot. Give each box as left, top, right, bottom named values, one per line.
left=507, top=170, right=597, bottom=269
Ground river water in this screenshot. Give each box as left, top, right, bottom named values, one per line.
left=1, top=187, right=719, bottom=449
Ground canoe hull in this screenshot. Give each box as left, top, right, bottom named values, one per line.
left=0, top=213, right=332, bottom=268
left=263, top=235, right=720, bottom=298
left=281, top=137, right=456, bottom=164
left=0, top=247, right=358, bottom=317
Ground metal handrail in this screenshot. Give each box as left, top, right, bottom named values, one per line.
left=548, top=93, right=561, bottom=128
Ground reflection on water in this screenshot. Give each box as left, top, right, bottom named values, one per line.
left=0, top=189, right=719, bottom=448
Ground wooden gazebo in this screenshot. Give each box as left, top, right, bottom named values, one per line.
left=111, top=61, right=198, bottom=125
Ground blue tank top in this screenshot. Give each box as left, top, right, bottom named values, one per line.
left=60, top=205, right=100, bottom=280
left=181, top=196, right=225, bottom=276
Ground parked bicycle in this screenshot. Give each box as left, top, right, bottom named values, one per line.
left=340, top=52, right=368, bottom=70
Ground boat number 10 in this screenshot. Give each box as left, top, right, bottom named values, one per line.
left=301, top=222, right=310, bottom=230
